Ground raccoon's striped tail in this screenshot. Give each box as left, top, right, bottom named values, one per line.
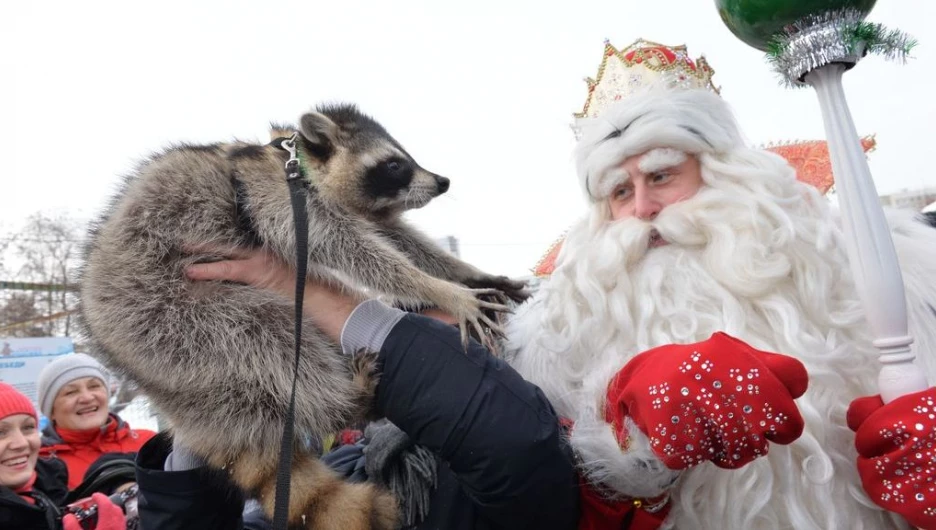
left=227, top=452, right=400, bottom=530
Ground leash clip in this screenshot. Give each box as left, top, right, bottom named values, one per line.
left=281, top=132, right=301, bottom=180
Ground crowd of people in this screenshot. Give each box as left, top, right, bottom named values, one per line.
left=3, top=39, right=936, bottom=530
left=1, top=353, right=153, bottom=529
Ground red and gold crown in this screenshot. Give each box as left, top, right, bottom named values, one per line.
left=575, top=39, right=720, bottom=124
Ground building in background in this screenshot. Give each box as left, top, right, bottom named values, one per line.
left=879, top=187, right=936, bottom=211
left=434, top=236, right=460, bottom=257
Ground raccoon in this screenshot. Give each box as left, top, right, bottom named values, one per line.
left=267, top=111, right=528, bottom=309
left=78, top=104, right=521, bottom=530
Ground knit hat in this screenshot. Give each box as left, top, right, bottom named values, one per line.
left=0, top=382, right=38, bottom=421
left=570, top=39, right=744, bottom=202
left=575, top=87, right=744, bottom=202
left=37, top=353, right=110, bottom=419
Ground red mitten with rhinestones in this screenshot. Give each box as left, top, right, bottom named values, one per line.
left=847, top=388, right=936, bottom=530
left=605, top=332, right=808, bottom=470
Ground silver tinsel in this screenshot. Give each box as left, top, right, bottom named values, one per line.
left=767, top=8, right=916, bottom=88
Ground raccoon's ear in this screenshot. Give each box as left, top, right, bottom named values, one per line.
left=298, top=112, right=339, bottom=159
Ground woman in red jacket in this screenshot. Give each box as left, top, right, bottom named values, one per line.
left=0, top=381, right=125, bottom=530
left=36, top=353, right=155, bottom=490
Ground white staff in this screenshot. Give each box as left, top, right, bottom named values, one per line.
left=718, top=4, right=922, bottom=402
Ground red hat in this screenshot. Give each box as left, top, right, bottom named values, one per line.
left=0, top=382, right=38, bottom=421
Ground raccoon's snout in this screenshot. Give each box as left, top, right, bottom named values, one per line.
left=435, top=175, right=450, bottom=194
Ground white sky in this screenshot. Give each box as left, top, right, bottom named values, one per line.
left=3, top=0, right=934, bottom=277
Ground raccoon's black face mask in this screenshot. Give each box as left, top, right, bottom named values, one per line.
left=364, top=156, right=450, bottom=212
left=297, top=104, right=450, bottom=216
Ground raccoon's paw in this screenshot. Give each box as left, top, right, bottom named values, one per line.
left=441, top=286, right=511, bottom=353
left=464, top=274, right=531, bottom=304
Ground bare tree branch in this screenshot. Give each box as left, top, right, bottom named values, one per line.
left=0, top=213, right=85, bottom=338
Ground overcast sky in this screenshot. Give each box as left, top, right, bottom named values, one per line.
left=3, top=0, right=934, bottom=277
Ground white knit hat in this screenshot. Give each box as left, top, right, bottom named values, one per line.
left=569, top=40, right=744, bottom=202
left=37, top=353, right=110, bottom=419
left=575, top=86, right=745, bottom=202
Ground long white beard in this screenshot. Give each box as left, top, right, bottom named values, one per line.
left=509, top=151, right=911, bottom=529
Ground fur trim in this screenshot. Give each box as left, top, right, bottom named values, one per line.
left=571, top=415, right=681, bottom=499
left=575, top=87, right=744, bottom=202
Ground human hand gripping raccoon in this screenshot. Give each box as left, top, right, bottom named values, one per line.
left=79, top=103, right=525, bottom=530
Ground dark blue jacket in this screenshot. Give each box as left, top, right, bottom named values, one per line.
left=134, top=313, right=580, bottom=530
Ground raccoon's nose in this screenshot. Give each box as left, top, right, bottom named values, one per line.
left=435, top=176, right=450, bottom=194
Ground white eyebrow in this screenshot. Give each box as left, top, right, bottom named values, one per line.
left=597, top=166, right=631, bottom=198
left=638, top=148, right=687, bottom=174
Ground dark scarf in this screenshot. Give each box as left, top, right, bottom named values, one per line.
left=323, top=420, right=437, bottom=528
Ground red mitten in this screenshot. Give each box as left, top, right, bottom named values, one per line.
left=605, top=332, right=807, bottom=470
left=62, top=492, right=127, bottom=530
left=847, top=388, right=936, bottom=530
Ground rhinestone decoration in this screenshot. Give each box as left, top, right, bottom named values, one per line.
left=634, top=342, right=802, bottom=470
left=858, top=392, right=936, bottom=525
left=570, top=39, right=720, bottom=140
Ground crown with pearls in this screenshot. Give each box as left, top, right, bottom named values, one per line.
left=573, top=39, right=720, bottom=138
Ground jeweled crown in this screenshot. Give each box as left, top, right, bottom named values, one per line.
left=574, top=39, right=720, bottom=127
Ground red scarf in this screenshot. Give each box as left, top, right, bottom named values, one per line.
left=54, top=416, right=119, bottom=445
left=13, top=471, right=38, bottom=505
left=577, top=478, right=670, bottom=530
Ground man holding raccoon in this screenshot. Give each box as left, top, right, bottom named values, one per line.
left=142, top=40, right=936, bottom=530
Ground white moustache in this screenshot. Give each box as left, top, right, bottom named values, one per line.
left=603, top=186, right=756, bottom=258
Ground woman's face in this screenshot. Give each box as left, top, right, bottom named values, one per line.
left=52, top=377, right=109, bottom=431
left=0, top=414, right=39, bottom=489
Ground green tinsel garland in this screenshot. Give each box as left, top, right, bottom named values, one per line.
left=765, top=8, right=916, bottom=87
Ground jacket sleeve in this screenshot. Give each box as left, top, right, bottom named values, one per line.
left=135, top=432, right=247, bottom=530
left=375, top=313, right=580, bottom=530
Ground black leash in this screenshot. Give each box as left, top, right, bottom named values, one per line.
left=272, top=132, right=309, bottom=530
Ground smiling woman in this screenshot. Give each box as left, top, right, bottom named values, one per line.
left=0, top=382, right=69, bottom=529
left=36, top=354, right=155, bottom=491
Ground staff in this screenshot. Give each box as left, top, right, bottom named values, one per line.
left=716, top=0, right=924, bottom=403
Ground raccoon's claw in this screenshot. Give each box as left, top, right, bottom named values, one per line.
left=495, top=292, right=512, bottom=305
left=457, top=316, right=503, bottom=354
left=509, top=288, right=533, bottom=303
left=449, top=286, right=514, bottom=352
left=470, top=319, right=486, bottom=346
left=480, top=334, right=501, bottom=356
left=480, top=314, right=507, bottom=340
left=459, top=322, right=471, bottom=351
left=468, top=289, right=512, bottom=313
left=465, top=276, right=530, bottom=304
left=478, top=299, right=512, bottom=314
left=470, top=287, right=506, bottom=297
